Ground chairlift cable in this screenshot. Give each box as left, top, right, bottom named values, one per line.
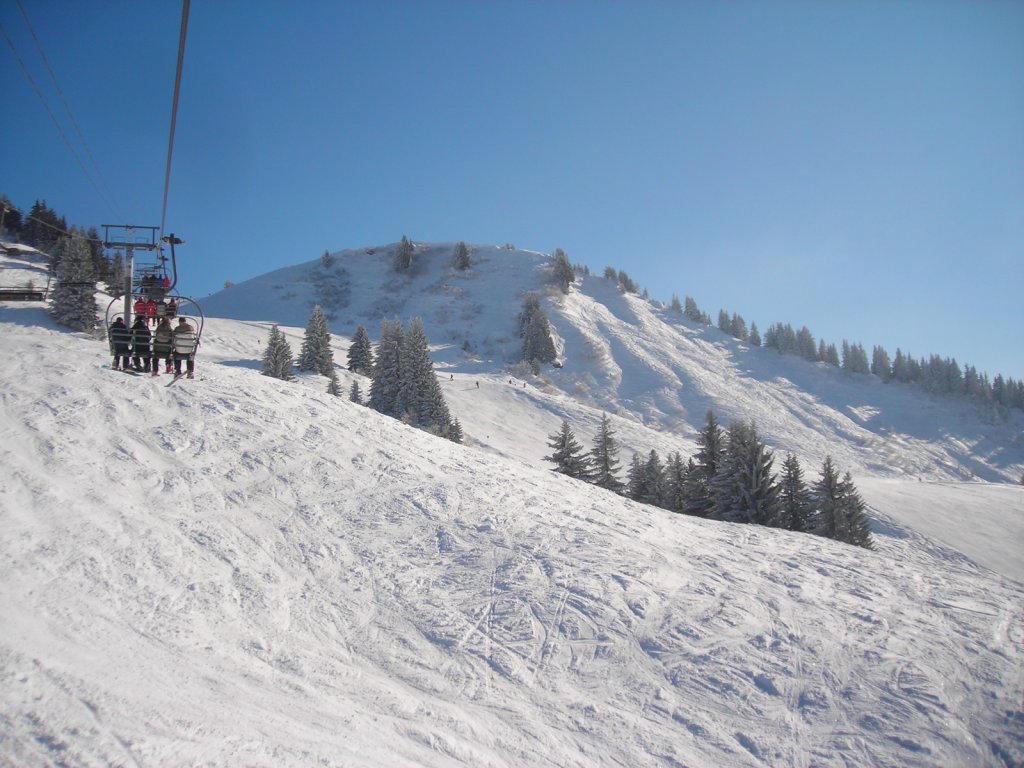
left=13, top=0, right=122, bottom=220
left=159, top=0, right=191, bottom=244
left=0, top=22, right=117, bottom=219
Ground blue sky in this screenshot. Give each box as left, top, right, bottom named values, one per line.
left=2, top=0, right=1022, bottom=381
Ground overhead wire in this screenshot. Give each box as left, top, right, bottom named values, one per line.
left=159, top=0, right=191, bottom=243
left=13, top=0, right=122, bottom=220
left=0, top=22, right=118, bottom=221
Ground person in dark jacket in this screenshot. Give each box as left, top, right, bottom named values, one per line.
left=131, top=317, right=152, bottom=372
left=152, top=317, right=173, bottom=375
left=109, top=317, right=132, bottom=370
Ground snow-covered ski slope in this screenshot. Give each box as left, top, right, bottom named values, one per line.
left=202, top=242, right=1024, bottom=485
left=1, top=241, right=1022, bottom=766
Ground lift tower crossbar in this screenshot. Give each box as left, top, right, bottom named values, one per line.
left=102, top=224, right=163, bottom=326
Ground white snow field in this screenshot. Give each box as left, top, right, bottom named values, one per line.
left=1, top=242, right=1022, bottom=767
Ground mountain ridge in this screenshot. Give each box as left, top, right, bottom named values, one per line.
left=200, top=240, right=1024, bottom=485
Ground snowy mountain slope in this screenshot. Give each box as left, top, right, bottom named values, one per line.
left=201, top=242, right=1024, bottom=485
left=1, top=301, right=1022, bottom=767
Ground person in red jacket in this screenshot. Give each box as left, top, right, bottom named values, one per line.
left=133, top=296, right=146, bottom=321
left=145, top=297, right=158, bottom=326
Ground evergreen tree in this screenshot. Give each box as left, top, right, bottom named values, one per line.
left=551, top=248, right=574, bottom=293
left=369, top=318, right=404, bottom=417
left=682, top=410, right=725, bottom=517
left=683, top=296, right=703, bottom=322
left=717, top=309, right=731, bottom=334
left=811, top=456, right=841, bottom=539
left=777, top=453, right=813, bottom=532
left=797, top=326, right=817, bottom=361
left=327, top=370, right=342, bottom=396
left=545, top=420, right=591, bottom=479
left=730, top=313, right=748, bottom=342
left=260, top=325, right=294, bottom=380
left=400, top=317, right=452, bottom=434
left=24, top=199, right=66, bottom=257
left=297, top=305, right=334, bottom=375
left=589, top=413, right=624, bottom=492
left=453, top=241, right=471, bottom=271
left=626, top=453, right=646, bottom=501
left=617, top=270, right=637, bottom=293
left=836, top=472, right=875, bottom=549
left=748, top=322, right=761, bottom=347
left=393, top=235, right=414, bottom=272
left=670, top=294, right=682, bottom=313
left=823, top=342, right=841, bottom=367
left=448, top=417, right=464, bottom=444
left=642, top=450, right=666, bottom=507
left=871, top=345, right=892, bottom=381
left=347, top=324, right=375, bottom=375
left=48, top=230, right=97, bottom=332
left=708, top=420, right=779, bottom=526
left=85, top=226, right=107, bottom=282
left=348, top=379, right=362, bottom=404
left=662, top=451, right=690, bottom=513
left=0, top=194, right=23, bottom=238
left=710, top=420, right=756, bottom=523
left=519, top=295, right=556, bottom=364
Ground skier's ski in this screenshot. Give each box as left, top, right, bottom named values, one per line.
left=165, top=373, right=185, bottom=387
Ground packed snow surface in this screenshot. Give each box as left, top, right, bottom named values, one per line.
left=1, top=242, right=1022, bottom=766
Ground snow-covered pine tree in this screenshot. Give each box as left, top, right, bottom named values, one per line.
left=626, top=453, right=646, bottom=501
left=48, top=230, right=97, bottom=332
left=349, top=379, right=362, bottom=404
left=297, top=305, right=334, bottom=375
left=709, top=419, right=756, bottom=522
left=777, top=453, right=813, bottom=531
left=717, top=309, right=731, bottom=333
left=327, top=370, right=342, bottom=396
left=400, top=318, right=451, bottom=432
left=453, top=241, right=471, bottom=271
left=519, top=295, right=556, bottom=363
left=642, top=450, right=666, bottom=507
left=836, top=472, right=875, bottom=549
left=810, top=455, right=841, bottom=539
left=749, top=322, right=761, bottom=347
left=347, top=324, right=375, bottom=375
left=551, top=248, right=574, bottom=294
left=369, top=318, right=403, bottom=417
left=744, top=426, right=780, bottom=525
left=545, top=420, right=590, bottom=479
left=261, top=324, right=294, bottom=380
left=589, top=413, right=624, bottom=493
left=393, top=235, right=414, bottom=272
left=730, top=313, right=748, bottom=342
left=449, top=417, right=464, bottom=443
left=871, top=346, right=892, bottom=381
left=683, top=296, right=702, bottom=322
left=682, top=410, right=725, bottom=517
left=662, top=452, right=689, bottom=513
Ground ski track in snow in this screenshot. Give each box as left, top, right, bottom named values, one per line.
left=1, top=244, right=1023, bottom=767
